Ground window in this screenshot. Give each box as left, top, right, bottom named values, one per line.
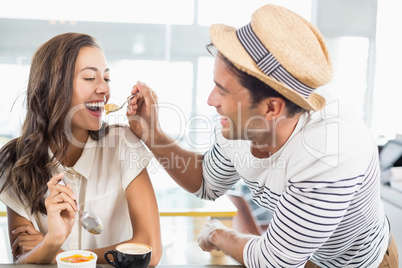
left=0, top=0, right=312, bottom=188
left=372, top=0, right=402, bottom=141
left=2, top=0, right=396, bottom=184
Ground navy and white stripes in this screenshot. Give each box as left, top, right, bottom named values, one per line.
left=236, top=24, right=314, bottom=98
left=196, top=111, right=388, bottom=267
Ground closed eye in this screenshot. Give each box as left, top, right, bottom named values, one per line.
left=214, top=80, right=228, bottom=95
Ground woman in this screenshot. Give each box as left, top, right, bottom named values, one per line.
left=0, top=33, right=162, bottom=265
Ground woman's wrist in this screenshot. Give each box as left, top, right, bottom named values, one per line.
left=43, top=233, right=63, bottom=252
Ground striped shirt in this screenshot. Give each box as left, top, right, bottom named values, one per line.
left=195, top=104, right=388, bottom=267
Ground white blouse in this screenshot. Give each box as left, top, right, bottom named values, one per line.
left=0, top=124, right=153, bottom=250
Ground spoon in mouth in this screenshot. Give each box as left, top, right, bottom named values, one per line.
left=58, top=180, right=103, bottom=235
left=104, top=92, right=138, bottom=115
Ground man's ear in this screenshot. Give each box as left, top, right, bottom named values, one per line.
left=264, top=97, right=286, bottom=120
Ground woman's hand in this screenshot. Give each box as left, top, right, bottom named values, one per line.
left=126, top=81, right=160, bottom=146
left=45, top=173, right=77, bottom=246
left=11, top=225, right=44, bottom=259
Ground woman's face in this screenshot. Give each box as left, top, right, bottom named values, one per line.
left=69, top=46, right=110, bottom=141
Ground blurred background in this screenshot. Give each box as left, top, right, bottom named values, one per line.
left=1, top=0, right=401, bottom=151
left=1, top=0, right=402, bottom=264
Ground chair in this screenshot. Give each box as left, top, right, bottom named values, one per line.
left=226, top=190, right=264, bottom=235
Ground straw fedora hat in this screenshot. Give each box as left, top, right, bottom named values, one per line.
left=209, top=4, right=332, bottom=111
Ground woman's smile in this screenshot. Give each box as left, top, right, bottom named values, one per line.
left=84, top=101, right=105, bottom=117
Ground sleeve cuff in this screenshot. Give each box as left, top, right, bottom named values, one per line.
left=243, top=236, right=259, bottom=267
left=122, top=151, right=154, bottom=190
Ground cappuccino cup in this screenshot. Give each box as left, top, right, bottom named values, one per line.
left=104, top=243, right=152, bottom=268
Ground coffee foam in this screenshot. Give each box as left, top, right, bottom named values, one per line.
left=117, top=243, right=151, bottom=254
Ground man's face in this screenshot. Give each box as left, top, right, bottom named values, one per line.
left=207, top=56, right=269, bottom=141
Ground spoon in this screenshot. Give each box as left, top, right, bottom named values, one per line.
left=104, top=92, right=138, bottom=115
left=58, top=180, right=103, bottom=235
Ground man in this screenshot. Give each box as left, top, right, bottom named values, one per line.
left=127, top=4, right=398, bottom=267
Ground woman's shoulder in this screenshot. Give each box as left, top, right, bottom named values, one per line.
left=107, top=123, right=139, bottom=139
left=105, top=124, right=144, bottom=148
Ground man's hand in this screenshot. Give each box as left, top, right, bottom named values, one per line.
left=197, top=219, right=227, bottom=252
left=126, top=81, right=160, bottom=145
left=197, top=219, right=254, bottom=265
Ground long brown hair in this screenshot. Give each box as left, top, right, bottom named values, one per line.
left=0, top=33, right=107, bottom=215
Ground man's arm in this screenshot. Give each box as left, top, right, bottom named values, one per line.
left=127, top=81, right=203, bottom=193
left=197, top=219, right=256, bottom=265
